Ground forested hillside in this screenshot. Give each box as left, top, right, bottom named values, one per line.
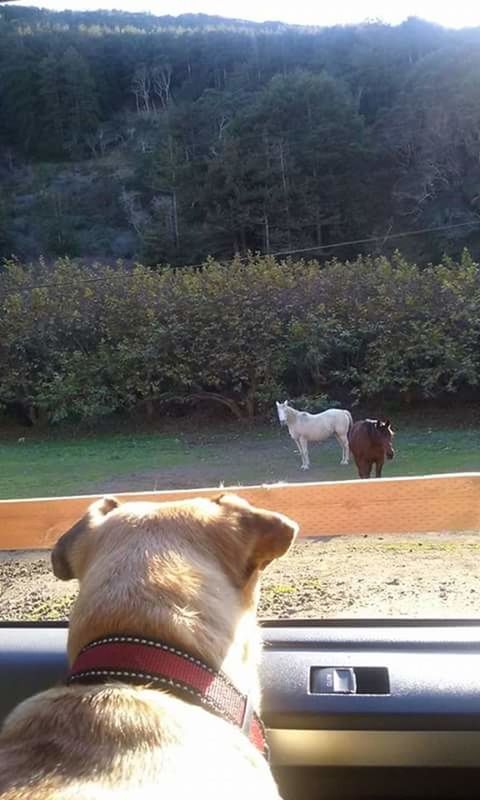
left=1, top=5, right=480, bottom=265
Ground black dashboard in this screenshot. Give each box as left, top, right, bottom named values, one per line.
left=2, top=620, right=480, bottom=798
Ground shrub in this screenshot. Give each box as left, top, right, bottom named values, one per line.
left=0, top=250, right=479, bottom=423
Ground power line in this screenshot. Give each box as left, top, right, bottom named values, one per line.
left=2, top=219, right=478, bottom=297
left=268, top=220, right=479, bottom=258
left=7, top=274, right=109, bottom=293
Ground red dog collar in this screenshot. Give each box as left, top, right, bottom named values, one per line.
left=68, top=635, right=269, bottom=759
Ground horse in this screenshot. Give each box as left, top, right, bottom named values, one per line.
left=349, top=418, right=395, bottom=479
left=276, top=400, right=353, bottom=470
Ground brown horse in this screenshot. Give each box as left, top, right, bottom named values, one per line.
left=349, top=419, right=395, bottom=479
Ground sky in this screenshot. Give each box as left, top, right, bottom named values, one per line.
left=13, top=0, right=480, bottom=29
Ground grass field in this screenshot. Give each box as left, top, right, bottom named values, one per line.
left=0, top=413, right=479, bottom=499
left=0, top=432, right=201, bottom=499
left=2, top=413, right=480, bottom=622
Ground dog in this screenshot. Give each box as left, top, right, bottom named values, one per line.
left=0, top=493, right=298, bottom=799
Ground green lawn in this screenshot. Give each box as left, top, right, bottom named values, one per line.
left=386, top=427, right=480, bottom=477
left=0, top=419, right=479, bottom=500
left=0, top=433, right=198, bottom=499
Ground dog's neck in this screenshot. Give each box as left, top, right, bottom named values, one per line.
left=67, top=632, right=269, bottom=759
left=67, top=548, right=263, bottom=706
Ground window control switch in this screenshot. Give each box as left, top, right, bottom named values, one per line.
left=311, top=667, right=357, bottom=694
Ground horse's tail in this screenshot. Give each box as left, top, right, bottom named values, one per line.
left=345, top=410, right=354, bottom=437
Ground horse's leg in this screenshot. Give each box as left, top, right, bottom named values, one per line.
left=336, top=433, right=349, bottom=465
left=294, top=438, right=307, bottom=470
left=293, top=438, right=304, bottom=469
left=375, top=460, right=383, bottom=478
left=299, top=437, right=310, bottom=470
left=353, top=455, right=365, bottom=479
left=358, top=459, right=372, bottom=478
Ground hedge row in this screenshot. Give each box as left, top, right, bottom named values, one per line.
left=1, top=251, right=479, bottom=423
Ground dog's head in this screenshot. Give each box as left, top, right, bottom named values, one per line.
left=52, top=493, right=298, bottom=672
left=52, top=493, right=297, bottom=583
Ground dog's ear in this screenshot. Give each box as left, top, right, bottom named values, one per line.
left=214, top=493, right=298, bottom=572
left=51, top=495, right=120, bottom=581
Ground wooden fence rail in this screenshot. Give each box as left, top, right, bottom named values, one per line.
left=0, top=472, right=479, bottom=550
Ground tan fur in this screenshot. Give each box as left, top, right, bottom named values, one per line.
left=0, top=493, right=298, bottom=799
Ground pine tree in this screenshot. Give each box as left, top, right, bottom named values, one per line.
left=0, top=41, right=39, bottom=155
left=38, top=52, right=65, bottom=157
left=60, top=46, right=100, bottom=157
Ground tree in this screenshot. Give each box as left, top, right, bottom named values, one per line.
left=2, top=6, right=480, bottom=263
left=60, top=46, right=100, bottom=157
left=38, top=52, right=65, bottom=157
left=205, top=70, right=368, bottom=256
left=131, top=64, right=153, bottom=114
left=374, top=46, right=480, bottom=261
left=0, top=39, right=39, bottom=155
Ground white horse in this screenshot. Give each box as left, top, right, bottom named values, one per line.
left=276, top=400, right=353, bottom=470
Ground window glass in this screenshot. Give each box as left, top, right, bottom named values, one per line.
left=1, top=0, right=480, bottom=621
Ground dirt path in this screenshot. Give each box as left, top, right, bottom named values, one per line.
left=2, top=533, right=480, bottom=621
left=79, top=435, right=357, bottom=495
